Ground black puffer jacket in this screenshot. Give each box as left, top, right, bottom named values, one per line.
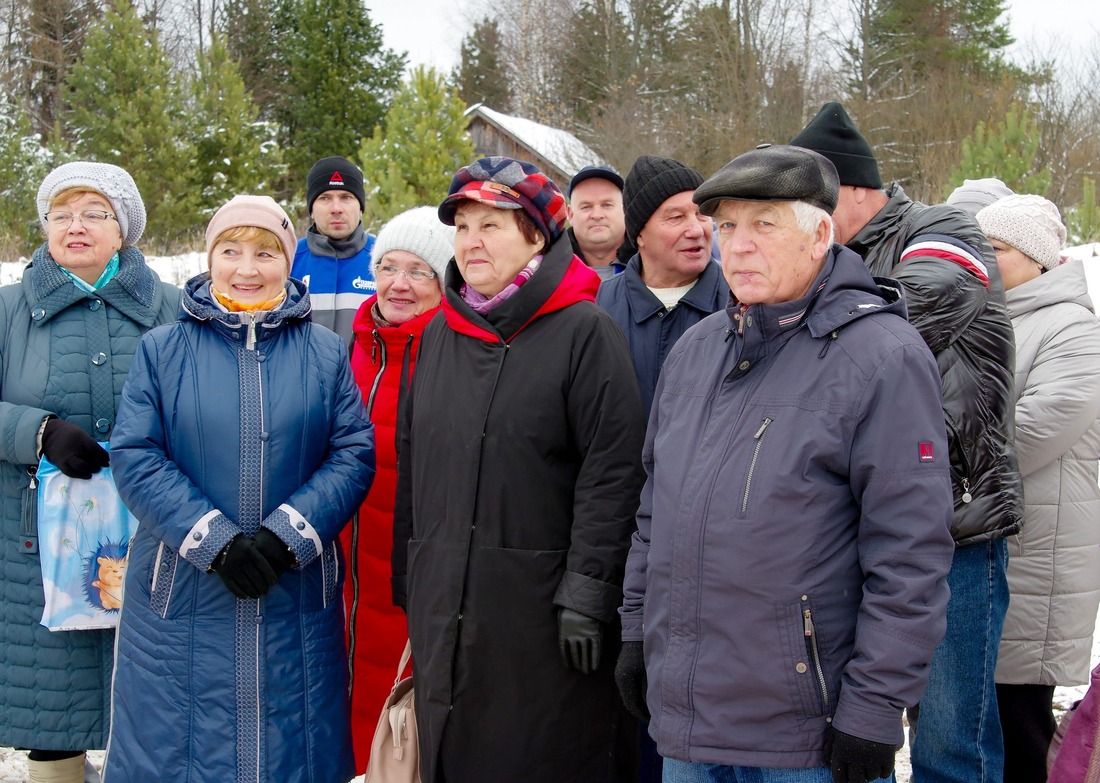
left=847, top=183, right=1022, bottom=544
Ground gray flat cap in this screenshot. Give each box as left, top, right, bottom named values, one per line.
left=694, top=144, right=840, bottom=216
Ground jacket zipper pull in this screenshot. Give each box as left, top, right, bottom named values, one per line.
left=371, top=339, right=378, bottom=365
left=803, top=608, right=813, bottom=637
left=754, top=417, right=773, bottom=439
left=27, top=465, right=38, bottom=490
left=961, top=478, right=972, bottom=504
left=246, top=313, right=258, bottom=351
left=737, top=304, right=749, bottom=335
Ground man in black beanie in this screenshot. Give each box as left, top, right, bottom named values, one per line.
left=596, top=155, right=728, bottom=418
left=290, top=155, right=376, bottom=343
left=792, top=101, right=1023, bottom=783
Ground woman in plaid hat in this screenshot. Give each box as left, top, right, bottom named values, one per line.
left=392, top=157, right=646, bottom=782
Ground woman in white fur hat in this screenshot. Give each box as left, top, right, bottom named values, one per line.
left=342, top=206, right=454, bottom=771
left=0, top=161, right=181, bottom=783
left=977, top=194, right=1100, bottom=783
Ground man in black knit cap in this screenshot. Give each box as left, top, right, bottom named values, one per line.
left=791, top=102, right=1023, bottom=783
left=596, top=155, right=728, bottom=419
left=290, top=155, right=376, bottom=343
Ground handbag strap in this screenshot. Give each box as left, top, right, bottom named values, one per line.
left=394, top=639, right=413, bottom=686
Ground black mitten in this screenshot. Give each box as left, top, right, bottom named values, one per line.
left=212, top=534, right=278, bottom=599
left=825, top=726, right=898, bottom=783
left=41, top=418, right=110, bottom=479
left=614, top=640, right=650, bottom=720
left=558, top=607, right=603, bottom=674
left=253, top=527, right=295, bottom=580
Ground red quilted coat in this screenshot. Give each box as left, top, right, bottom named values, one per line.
left=343, top=295, right=438, bottom=770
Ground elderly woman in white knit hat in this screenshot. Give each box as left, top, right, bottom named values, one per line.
left=977, top=193, right=1100, bottom=783
left=341, top=205, right=454, bottom=770
left=103, top=195, right=375, bottom=782
left=0, top=161, right=180, bottom=783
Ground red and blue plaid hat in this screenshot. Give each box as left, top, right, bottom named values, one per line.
left=438, top=157, right=567, bottom=245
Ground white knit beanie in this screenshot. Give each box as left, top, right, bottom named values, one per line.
left=37, top=161, right=147, bottom=248
left=371, top=206, right=456, bottom=285
left=946, top=178, right=1014, bottom=217
left=977, top=194, right=1067, bottom=271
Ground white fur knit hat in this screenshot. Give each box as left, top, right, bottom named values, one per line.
left=37, top=161, right=146, bottom=247
left=946, top=178, right=1014, bottom=217
left=977, top=194, right=1067, bottom=271
left=371, top=206, right=456, bottom=285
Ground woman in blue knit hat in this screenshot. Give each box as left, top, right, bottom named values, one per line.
left=392, top=157, right=646, bottom=782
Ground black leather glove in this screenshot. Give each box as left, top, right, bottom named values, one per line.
left=558, top=607, right=602, bottom=674
left=212, top=534, right=278, bottom=599
left=40, top=417, right=110, bottom=479
left=253, top=527, right=295, bottom=580
left=614, top=640, right=650, bottom=720
left=825, top=726, right=898, bottom=783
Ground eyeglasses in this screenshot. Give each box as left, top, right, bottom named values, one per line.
left=43, top=210, right=117, bottom=230
left=376, top=264, right=437, bottom=283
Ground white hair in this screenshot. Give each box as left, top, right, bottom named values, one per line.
left=788, top=201, right=834, bottom=248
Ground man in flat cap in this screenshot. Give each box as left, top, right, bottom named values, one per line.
left=615, top=144, right=955, bottom=783
left=792, top=103, right=1022, bottom=783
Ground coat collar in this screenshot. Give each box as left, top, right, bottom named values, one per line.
left=24, top=244, right=164, bottom=328
left=181, top=272, right=311, bottom=343
left=441, top=234, right=598, bottom=344
left=620, top=253, right=726, bottom=323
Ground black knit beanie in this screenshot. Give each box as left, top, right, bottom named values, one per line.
left=623, top=155, right=705, bottom=244
left=306, top=156, right=366, bottom=212
left=789, top=102, right=882, bottom=189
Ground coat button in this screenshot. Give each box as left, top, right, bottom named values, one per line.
left=738, top=360, right=750, bottom=371
left=795, top=662, right=808, bottom=673
left=193, top=532, right=203, bottom=541
left=260, top=431, right=269, bottom=441
left=746, top=315, right=753, bottom=327
left=657, top=309, right=666, bottom=318
left=91, top=352, right=107, bottom=365
left=296, top=521, right=305, bottom=530
left=257, top=354, right=266, bottom=362
left=32, top=308, right=45, bottom=321
left=88, top=299, right=102, bottom=311
left=95, top=418, right=110, bottom=433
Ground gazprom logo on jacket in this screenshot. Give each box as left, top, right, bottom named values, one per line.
left=352, top=276, right=376, bottom=291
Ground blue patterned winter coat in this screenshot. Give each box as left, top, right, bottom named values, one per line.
left=103, top=274, right=374, bottom=783
left=0, top=245, right=179, bottom=751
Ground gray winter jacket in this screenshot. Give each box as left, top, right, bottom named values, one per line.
left=0, top=245, right=179, bottom=750
left=621, top=246, right=954, bottom=767
left=996, top=259, right=1100, bottom=686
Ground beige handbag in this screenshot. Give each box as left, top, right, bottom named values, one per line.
left=364, top=640, right=420, bottom=783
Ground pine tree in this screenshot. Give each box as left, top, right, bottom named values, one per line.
left=0, top=95, right=55, bottom=255
left=453, top=16, right=513, bottom=112
left=188, top=34, right=283, bottom=219
left=357, top=66, right=474, bottom=230
left=275, top=0, right=405, bottom=185
left=1065, top=177, right=1099, bottom=245
left=63, top=0, right=200, bottom=248
left=222, top=0, right=284, bottom=120
left=947, top=104, right=1052, bottom=196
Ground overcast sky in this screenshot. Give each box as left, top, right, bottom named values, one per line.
left=364, top=0, right=1100, bottom=76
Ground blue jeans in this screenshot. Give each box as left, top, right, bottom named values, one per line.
left=910, top=539, right=1008, bottom=783
left=663, top=758, right=894, bottom=783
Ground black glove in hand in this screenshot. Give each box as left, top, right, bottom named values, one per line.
left=558, top=607, right=602, bottom=674
left=614, top=640, right=649, bottom=720
left=253, top=527, right=295, bottom=580
left=825, top=726, right=897, bottom=783
left=212, top=534, right=278, bottom=599
left=41, top=417, right=110, bottom=479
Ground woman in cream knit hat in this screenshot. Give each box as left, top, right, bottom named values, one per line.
left=978, top=194, right=1100, bottom=783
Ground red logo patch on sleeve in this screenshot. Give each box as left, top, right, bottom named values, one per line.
left=919, top=442, right=935, bottom=462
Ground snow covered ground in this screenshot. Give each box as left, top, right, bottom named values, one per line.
left=2, top=246, right=1100, bottom=781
